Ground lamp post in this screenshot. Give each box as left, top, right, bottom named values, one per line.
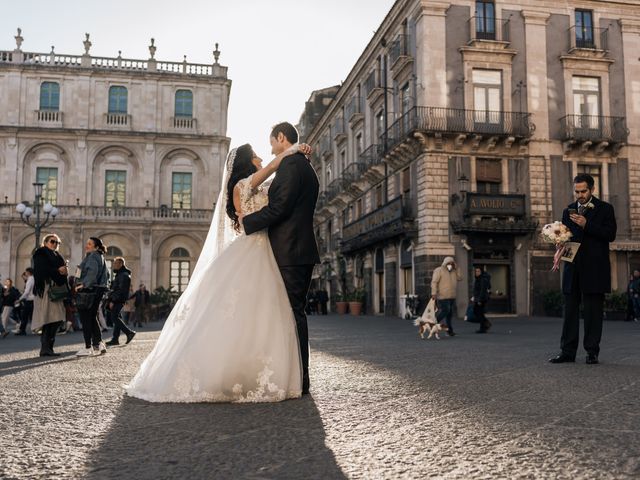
left=450, top=174, right=470, bottom=206
left=16, top=182, right=60, bottom=249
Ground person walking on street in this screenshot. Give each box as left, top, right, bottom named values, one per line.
left=549, top=173, right=617, bottom=365
left=630, top=269, right=640, bottom=322
left=316, top=288, right=328, bottom=315
left=1, top=279, right=21, bottom=338
left=105, top=257, right=136, bottom=346
left=430, top=256, right=462, bottom=336
left=75, top=237, right=109, bottom=357
left=131, top=284, right=151, bottom=328
left=32, top=234, right=68, bottom=356
left=15, top=269, right=35, bottom=335
left=472, top=266, right=492, bottom=334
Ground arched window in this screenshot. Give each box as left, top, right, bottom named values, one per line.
left=108, top=86, right=128, bottom=114
left=40, top=82, right=60, bottom=111
left=175, top=90, right=193, bottom=118
left=170, top=248, right=190, bottom=293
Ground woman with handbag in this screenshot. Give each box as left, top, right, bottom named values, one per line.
left=75, top=237, right=109, bottom=357
left=32, top=233, right=68, bottom=356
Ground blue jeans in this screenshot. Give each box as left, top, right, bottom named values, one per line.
left=436, top=299, right=455, bottom=333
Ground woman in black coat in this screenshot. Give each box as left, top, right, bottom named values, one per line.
left=32, top=233, right=68, bottom=356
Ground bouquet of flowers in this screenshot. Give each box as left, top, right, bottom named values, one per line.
left=541, top=221, right=573, bottom=271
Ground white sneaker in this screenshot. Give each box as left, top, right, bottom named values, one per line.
left=76, top=347, right=93, bottom=357
left=98, top=341, right=107, bottom=354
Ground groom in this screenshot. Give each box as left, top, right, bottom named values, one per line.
left=242, top=122, right=320, bottom=394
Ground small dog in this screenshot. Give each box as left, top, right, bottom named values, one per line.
left=414, top=318, right=449, bottom=340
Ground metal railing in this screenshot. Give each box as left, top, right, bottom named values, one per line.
left=346, top=96, right=363, bottom=121
left=568, top=25, right=608, bottom=51
left=381, top=106, right=533, bottom=153
left=364, top=69, right=382, bottom=97
left=358, top=144, right=384, bottom=169
left=468, top=16, right=510, bottom=42
left=561, top=115, right=628, bottom=143
left=0, top=203, right=213, bottom=223
left=342, top=162, right=368, bottom=183
left=389, top=34, right=410, bottom=66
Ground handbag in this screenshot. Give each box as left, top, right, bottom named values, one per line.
left=75, top=258, right=107, bottom=310
left=48, top=282, right=69, bottom=302
left=76, top=290, right=98, bottom=310
left=421, top=298, right=437, bottom=323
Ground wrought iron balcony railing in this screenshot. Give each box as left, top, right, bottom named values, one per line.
left=568, top=25, right=608, bottom=51
left=342, top=162, right=368, bottom=183
left=346, top=96, right=363, bottom=122
left=561, top=115, right=628, bottom=144
left=358, top=144, right=384, bottom=169
left=389, top=34, right=410, bottom=67
left=468, top=16, right=510, bottom=43
left=326, top=178, right=343, bottom=203
left=381, top=106, right=533, bottom=154
left=364, top=69, right=382, bottom=97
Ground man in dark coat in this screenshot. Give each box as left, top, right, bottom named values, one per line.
left=472, top=266, right=492, bottom=333
left=550, top=173, right=616, bottom=365
left=130, top=283, right=151, bottom=327
left=105, top=257, right=135, bottom=346
left=242, top=122, right=320, bottom=394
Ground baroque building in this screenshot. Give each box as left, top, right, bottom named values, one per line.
left=300, top=0, right=640, bottom=316
left=0, top=30, right=231, bottom=292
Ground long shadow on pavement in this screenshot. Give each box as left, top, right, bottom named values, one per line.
left=85, top=394, right=346, bottom=480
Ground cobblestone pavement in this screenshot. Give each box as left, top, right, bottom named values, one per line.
left=1, top=315, right=639, bottom=479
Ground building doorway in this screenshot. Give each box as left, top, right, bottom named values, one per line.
left=375, top=248, right=385, bottom=314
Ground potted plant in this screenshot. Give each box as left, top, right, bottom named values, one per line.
left=604, top=290, right=627, bottom=321
left=348, top=288, right=366, bottom=316
left=542, top=290, right=563, bottom=317
left=334, top=292, right=349, bottom=314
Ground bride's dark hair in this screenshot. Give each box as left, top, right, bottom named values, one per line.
left=226, top=144, right=257, bottom=231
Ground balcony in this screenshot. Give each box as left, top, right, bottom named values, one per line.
left=341, top=162, right=368, bottom=197
left=172, top=116, right=197, bottom=131
left=358, top=143, right=385, bottom=183
left=346, top=96, right=364, bottom=126
left=325, top=178, right=347, bottom=207
left=561, top=115, right=628, bottom=154
left=341, top=195, right=416, bottom=253
left=104, top=113, right=131, bottom=129
left=389, top=34, right=413, bottom=74
left=35, top=109, right=63, bottom=127
left=468, top=16, right=510, bottom=44
left=381, top=106, right=533, bottom=163
left=568, top=26, right=608, bottom=52
left=333, top=117, right=347, bottom=144
left=364, top=69, right=384, bottom=103
left=0, top=203, right=213, bottom=224
left=320, top=134, right=332, bottom=158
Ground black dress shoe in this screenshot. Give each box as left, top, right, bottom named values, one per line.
left=39, top=351, right=61, bottom=357
left=548, top=354, right=575, bottom=363
left=105, top=339, right=120, bottom=346
left=15, top=331, right=26, bottom=336
left=586, top=354, right=599, bottom=364
left=125, top=331, right=136, bottom=344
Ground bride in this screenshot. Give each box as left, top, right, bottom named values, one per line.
left=125, top=142, right=310, bottom=403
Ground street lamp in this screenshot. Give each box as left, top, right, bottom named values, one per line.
left=16, top=182, right=60, bottom=249
left=450, top=174, right=470, bottom=205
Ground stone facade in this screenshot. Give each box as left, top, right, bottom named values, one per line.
left=301, top=0, right=640, bottom=316
left=0, top=32, right=231, bottom=292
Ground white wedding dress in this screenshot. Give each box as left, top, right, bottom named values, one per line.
left=125, top=174, right=302, bottom=403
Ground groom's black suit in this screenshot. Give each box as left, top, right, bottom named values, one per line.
left=243, top=151, right=320, bottom=392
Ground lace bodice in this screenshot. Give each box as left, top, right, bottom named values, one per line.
left=238, top=175, right=268, bottom=218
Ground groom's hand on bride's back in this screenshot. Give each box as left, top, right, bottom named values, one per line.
left=299, top=143, right=312, bottom=159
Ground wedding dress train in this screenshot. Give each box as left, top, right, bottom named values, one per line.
left=125, top=175, right=302, bottom=402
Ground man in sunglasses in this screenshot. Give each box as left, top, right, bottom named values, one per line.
left=549, top=173, right=617, bottom=365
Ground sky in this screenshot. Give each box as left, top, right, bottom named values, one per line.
left=1, top=0, right=396, bottom=160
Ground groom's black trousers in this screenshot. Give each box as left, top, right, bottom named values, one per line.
left=279, top=265, right=314, bottom=390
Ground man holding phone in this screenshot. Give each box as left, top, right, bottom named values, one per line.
left=549, top=174, right=616, bottom=365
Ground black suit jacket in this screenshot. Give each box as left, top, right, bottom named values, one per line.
left=561, top=196, right=616, bottom=294
left=243, top=152, right=321, bottom=266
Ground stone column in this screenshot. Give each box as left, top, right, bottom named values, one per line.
left=412, top=1, right=450, bottom=107
left=522, top=11, right=551, bottom=141
left=621, top=20, right=640, bottom=237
